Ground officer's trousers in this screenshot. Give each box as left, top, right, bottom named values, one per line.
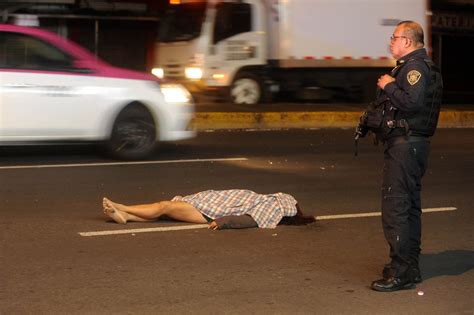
left=381, top=136, right=430, bottom=277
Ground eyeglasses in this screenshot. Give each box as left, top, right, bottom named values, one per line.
left=390, top=35, right=407, bottom=42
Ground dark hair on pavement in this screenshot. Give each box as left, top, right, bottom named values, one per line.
left=279, top=204, right=316, bottom=226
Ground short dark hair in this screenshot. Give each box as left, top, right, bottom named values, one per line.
left=398, top=20, right=424, bottom=45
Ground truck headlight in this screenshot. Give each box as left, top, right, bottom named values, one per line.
left=185, top=67, right=203, bottom=80
left=161, top=83, right=193, bottom=104
left=151, top=68, right=164, bottom=79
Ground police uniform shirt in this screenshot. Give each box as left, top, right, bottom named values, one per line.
left=383, top=48, right=430, bottom=114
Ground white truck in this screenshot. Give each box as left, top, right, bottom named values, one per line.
left=152, top=0, right=428, bottom=105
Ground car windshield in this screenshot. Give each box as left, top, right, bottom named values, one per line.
left=158, top=3, right=207, bottom=43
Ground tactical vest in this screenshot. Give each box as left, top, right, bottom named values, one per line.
left=390, top=58, right=443, bottom=137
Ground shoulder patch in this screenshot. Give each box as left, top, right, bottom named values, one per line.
left=407, top=70, right=421, bottom=85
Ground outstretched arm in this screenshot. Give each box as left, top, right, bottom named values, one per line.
left=209, top=214, right=258, bottom=230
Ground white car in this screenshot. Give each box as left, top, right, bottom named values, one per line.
left=0, top=24, right=195, bottom=159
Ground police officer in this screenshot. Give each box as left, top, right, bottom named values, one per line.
left=356, top=21, right=443, bottom=292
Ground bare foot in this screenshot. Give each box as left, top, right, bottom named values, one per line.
left=103, top=197, right=128, bottom=224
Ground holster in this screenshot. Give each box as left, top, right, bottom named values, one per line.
left=365, top=97, right=390, bottom=129
left=366, top=108, right=384, bottom=129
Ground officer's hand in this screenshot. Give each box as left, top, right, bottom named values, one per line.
left=377, top=74, right=395, bottom=90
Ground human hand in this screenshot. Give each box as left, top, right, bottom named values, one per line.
left=208, top=221, right=220, bottom=230
left=377, top=74, right=395, bottom=90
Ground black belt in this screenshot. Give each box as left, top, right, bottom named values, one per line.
left=385, top=135, right=429, bottom=147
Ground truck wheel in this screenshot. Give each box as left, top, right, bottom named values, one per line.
left=230, top=72, right=263, bottom=105
left=106, top=104, right=157, bottom=160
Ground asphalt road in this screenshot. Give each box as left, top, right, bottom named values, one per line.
left=1, top=129, right=473, bottom=314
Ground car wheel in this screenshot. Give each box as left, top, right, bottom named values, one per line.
left=106, top=104, right=157, bottom=160
left=230, top=72, right=263, bottom=105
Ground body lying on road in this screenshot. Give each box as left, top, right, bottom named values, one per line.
left=102, top=189, right=316, bottom=230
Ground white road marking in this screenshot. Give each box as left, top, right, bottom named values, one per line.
left=315, top=207, right=457, bottom=220
left=79, top=224, right=209, bottom=237
left=0, top=157, right=248, bottom=170
left=79, top=207, right=457, bottom=237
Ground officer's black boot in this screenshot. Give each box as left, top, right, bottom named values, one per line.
left=371, top=275, right=415, bottom=292
left=407, top=264, right=423, bottom=284
left=372, top=263, right=415, bottom=292
left=382, top=263, right=395, bottom=279
left=383, top=263, right=422, bottom=283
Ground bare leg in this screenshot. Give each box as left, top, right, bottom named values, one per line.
left=156, top=201, right=208, bottom=223
left=102, top=198, right=207, bottom=224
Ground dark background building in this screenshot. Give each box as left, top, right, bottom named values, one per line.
left=1, top=0, right=473, bottom=103
left=431, top=0, right=474, bottom=103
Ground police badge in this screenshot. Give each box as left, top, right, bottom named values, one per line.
left=407, top=70, right=421, bottom=85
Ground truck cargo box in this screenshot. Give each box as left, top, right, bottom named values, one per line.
left=267, top=0, right=428, bottom=67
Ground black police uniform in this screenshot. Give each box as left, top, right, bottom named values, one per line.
left=370, top=48, right=443, bottom=287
